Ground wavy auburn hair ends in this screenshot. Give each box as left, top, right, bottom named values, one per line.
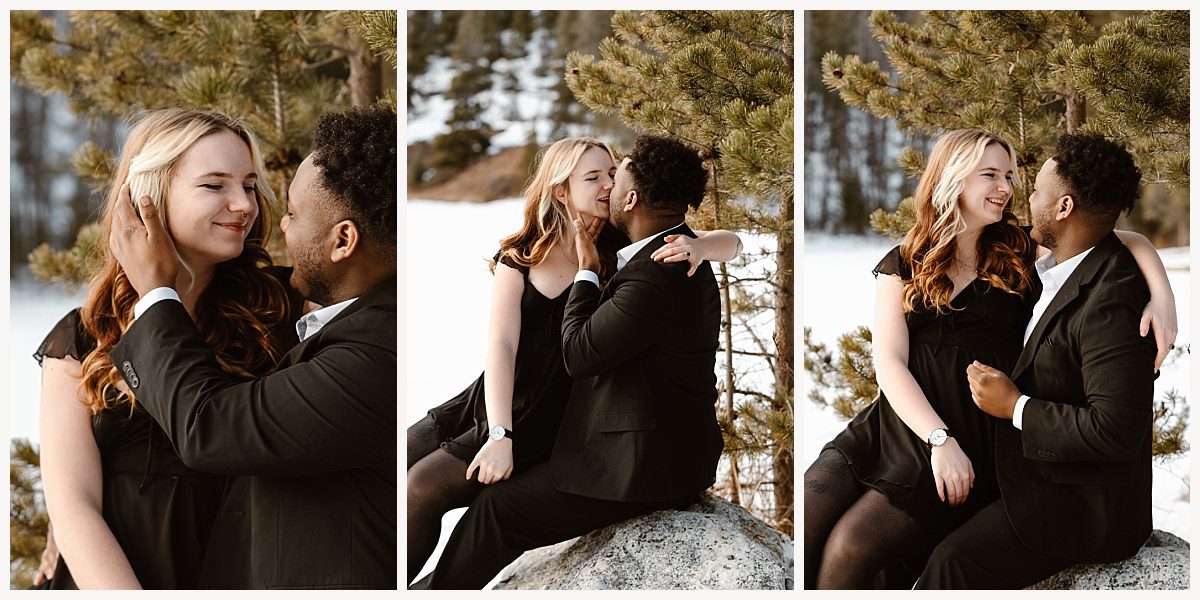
left=899, top=129, right=1033, bottom=314
left=495, top=137, right=618, bottom=280
left=79, top=108, right=291, bottom=415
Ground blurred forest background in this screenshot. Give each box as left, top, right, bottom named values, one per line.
left=9, top=9, right=397, bottom=588
left=406, top=10, right=634, bottom=200
left=804, top=10, right=1189, bottom=246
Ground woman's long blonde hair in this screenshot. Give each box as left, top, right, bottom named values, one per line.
left=900, top=129, right=1033, bottom=313
left=495, top=137, right=618, bottom=279
left=79, top=108, right=291, bottom=414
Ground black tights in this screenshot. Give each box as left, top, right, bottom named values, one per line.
left=804, top=448, right=935, bottom=589
left=406, top=416, right=483, bottom=584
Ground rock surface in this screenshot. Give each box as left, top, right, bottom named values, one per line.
left=1029, top=530, right=1190, bottom=590
left=493, top=493, right=793, bottom=590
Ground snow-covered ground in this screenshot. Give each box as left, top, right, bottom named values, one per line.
left=802, top=231, right=1192, bottom=543
left=8, top=278, right=88, bottom=445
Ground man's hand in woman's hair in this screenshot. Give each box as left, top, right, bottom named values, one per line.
left=109, top=184, right=181, bottom=298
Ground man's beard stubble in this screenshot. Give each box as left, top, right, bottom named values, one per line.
left=1031, top=213, right=1057, bottom=251
left=292, top=244, right=336, bottom=307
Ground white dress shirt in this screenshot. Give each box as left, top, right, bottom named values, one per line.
left=573, top=223, right=686, bottom=286
left=133, top=287, right=183, bottom=319
left=1013, top=246, right=1094, bottom=429
left=133, top=286, right=357, bottom=344
left=295, top=297, right=357, bottom=342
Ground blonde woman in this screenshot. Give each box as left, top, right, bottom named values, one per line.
left=406, top=136, right=742, bottom=582
left=803, top=129, right=1176, bottom=589
left=35, top=109, right=299, bottom=589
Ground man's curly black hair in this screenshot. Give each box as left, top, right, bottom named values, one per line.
left=625, top=134, right=708, bottom=216
left=311, top=104, right=397, bottom=261
left=1052, top=133, right=1141, bottom=227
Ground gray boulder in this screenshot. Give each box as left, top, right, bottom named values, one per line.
left=493, top=493, right=793, bottom=590
left=1029, top=530, right=1189, bottom=590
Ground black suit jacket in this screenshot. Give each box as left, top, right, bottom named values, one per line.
left=551, top=223, right=724, bottom=502
left=998, top=233, right=1155, bottom=563
left=110, top=277, right=397, bottom=589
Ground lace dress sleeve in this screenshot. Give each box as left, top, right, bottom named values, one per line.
left=494, top=250, right=529, bottom=277
left=33, top=308, right=94, bottom=366
left=871, top=245, right=912, bottom=279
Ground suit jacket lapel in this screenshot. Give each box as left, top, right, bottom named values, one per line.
left=1011, top=233, right=1122, bottom=379
left=601, top=223, right=693, bottom=300
left=279, top=276, right=396, bottom=367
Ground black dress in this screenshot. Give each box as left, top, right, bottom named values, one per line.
left=426, top=253, right=572, bottom=471
left=34, top=272, right=302, bottom=589
left=35, top=309, right=226, bottom=589
left=826, top=245, right=1035, bottom=533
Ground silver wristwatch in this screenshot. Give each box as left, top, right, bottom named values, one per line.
left=926, top=427, right=951, bottom=449
left=489, top=425, right=513, bottom=442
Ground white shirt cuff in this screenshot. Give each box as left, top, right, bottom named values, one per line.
left=1013, top=394, right=1031, bottom=430
left=574, top=270, right=600, bottom=287
left=133, top=287, right=181, bottom=320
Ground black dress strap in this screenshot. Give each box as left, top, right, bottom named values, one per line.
left=34, top=308, right=94, bottom=365
left=872, top=245, right=912, bottom=279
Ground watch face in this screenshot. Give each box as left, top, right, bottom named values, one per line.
left=489, top=426, right=504, bottom=441
left=930, top=429, right=948, bottom=446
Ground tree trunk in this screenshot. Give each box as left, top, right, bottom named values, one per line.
left=773, top=188, right=795, bottom=537
left=347, top=31, right=383, bottom=106
left=1065, top=93, right=1086, bottom=133
left=719, top=261, right=741, bottom=506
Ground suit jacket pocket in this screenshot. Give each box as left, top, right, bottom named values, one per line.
left=595, top=410, right=656, bottom=432
left=1032, top=344, right=1068, bottom=362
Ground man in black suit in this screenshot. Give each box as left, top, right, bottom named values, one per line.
left=916, top=133, right=1157, bottom=589
left=108, top=106, right=397, bottom=589
left=413, top=135, right=724, bottom=589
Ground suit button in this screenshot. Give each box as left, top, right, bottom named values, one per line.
left=122, top=360, right=140, bottom=389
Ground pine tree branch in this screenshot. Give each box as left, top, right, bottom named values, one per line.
left=670, top=11, right=793, bottom=68
left=735, top=388, right=775, bottom=402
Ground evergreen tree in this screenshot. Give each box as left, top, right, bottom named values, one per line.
left=821, top=10, right=1188, bottom=234
left=567, top=10, right=794, bottom=535
left=11, top=9, right=397, bottom=285
left=10, top=440, right=47, bottom=590
left=808, top=10, right=1189, bottom=456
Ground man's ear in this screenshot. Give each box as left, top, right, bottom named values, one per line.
left=624, top=190, right=638, bottom=212
left=329, top=219, right=361, bottom=263
left=1055, top=195, right=1075, bottom=222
